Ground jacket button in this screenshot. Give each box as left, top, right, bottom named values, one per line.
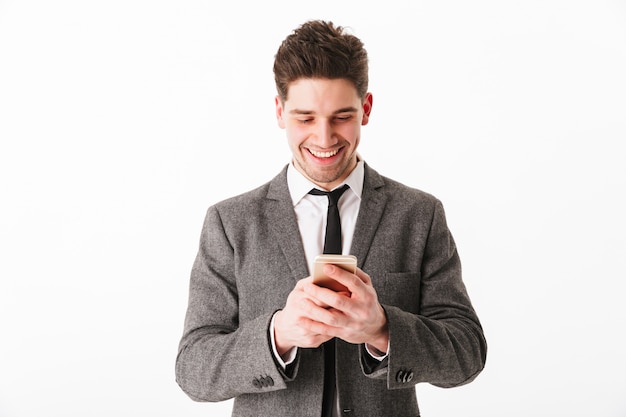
left=396, top=370, right=405, bottom=383
left=253, top=375, right=274, bottom=389
left=396, top=369, right=413, bottom=383
left=261, top=376, right=274, bottom=387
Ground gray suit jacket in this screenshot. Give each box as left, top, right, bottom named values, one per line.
left=176, top=164, right=487, bottom=417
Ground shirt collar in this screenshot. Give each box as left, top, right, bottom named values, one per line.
left=287, top=158, right=365, bottom=207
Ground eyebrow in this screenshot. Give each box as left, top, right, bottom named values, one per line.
left=289, top=106, right=359, bottom=115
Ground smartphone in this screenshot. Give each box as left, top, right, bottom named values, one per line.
left=312, top=254, right=357, bottom=292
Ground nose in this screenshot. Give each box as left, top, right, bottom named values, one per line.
left=315, top=120, right=335, bottom=147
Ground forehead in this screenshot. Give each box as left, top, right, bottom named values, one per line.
left=283, top=78, right=362, bottom=112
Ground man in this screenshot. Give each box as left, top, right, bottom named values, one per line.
left=176, top=20, right=486, bottom=417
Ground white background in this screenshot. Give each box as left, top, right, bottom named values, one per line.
left=1, top=1, right=625, bottom=416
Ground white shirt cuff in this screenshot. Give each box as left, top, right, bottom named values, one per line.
left=270, top=311, right=297, bottom=368
left=365, top=341, right=390, bottom=361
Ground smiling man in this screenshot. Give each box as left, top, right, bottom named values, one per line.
left=176, top=20, right=487, bottom=417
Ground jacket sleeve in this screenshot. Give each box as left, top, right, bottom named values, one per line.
left=363, top=200, right=487, bottom=389
left=175, top=205, right=296, bottom=402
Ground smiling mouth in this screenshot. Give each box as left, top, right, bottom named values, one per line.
left=308, top=148, right=340, bottom=158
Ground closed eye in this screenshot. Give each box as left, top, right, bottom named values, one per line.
left=335, top=115, right=353, bottom=122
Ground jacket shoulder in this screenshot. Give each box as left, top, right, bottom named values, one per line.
left=365, top=164, right=441, bottom=208
left=210, top=166, right=289, bottom=215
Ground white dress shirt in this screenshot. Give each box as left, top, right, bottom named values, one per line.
left=288, top=160, right=364, bottom=272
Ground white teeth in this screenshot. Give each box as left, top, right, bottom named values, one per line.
left=309, top=149, right=339, bottom=158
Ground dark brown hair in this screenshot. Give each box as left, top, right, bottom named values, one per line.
left=273, top=20, right=369, bottom=102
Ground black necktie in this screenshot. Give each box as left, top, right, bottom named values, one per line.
left=308, top=184, right=350, bottom=255
left=308, top=183, right=349, bottom=417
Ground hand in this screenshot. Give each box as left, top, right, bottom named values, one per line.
left=303, top=265, right=389, bottom=354
left=273, top=277, right=334, bottom=357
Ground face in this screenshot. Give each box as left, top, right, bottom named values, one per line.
left=275, top=78, right=373, bottom=190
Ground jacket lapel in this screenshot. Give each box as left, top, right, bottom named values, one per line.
left=265, top=166, right=310, bottom=281
left=263, top=163, right=388, bottom=279
left=350, top=164, right=388, bottom=268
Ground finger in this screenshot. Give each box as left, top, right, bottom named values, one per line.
left=290, top=277, right=330, bottom=306
left=294, top=276, right=314, bottom=290
left=304, top=288, right=357, bottom=326
left=290, top=324, right=333, bottom=348
left=303, top=293, right=345, bottom=326
left=305, top=317, right=344, bottom=338
left=303, top=280, right=349, bottom=312
left=354, top=267, right=372, bottom=286
left=323, top=264, right=361, bottom=292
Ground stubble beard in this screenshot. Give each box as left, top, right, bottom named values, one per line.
left=294, top=150, right=357, bottom=187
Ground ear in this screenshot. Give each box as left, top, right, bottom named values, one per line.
left=361, top=93, right=373, bottom=126
left=275, top=95, right=286, bottom=129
